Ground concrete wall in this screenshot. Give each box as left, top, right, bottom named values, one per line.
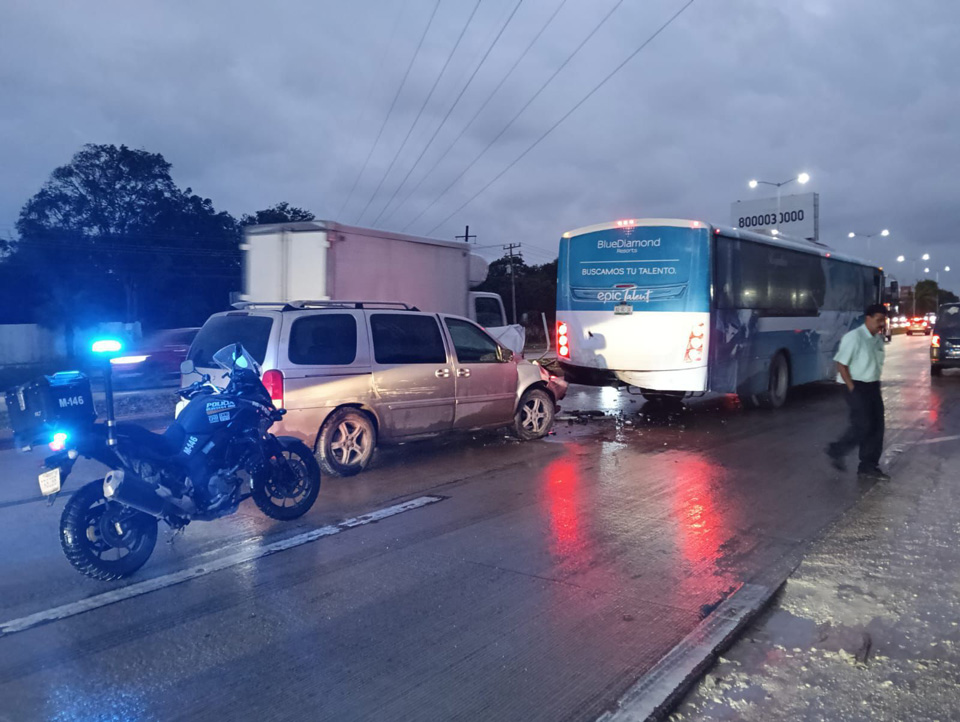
left=0, top=323, right=141, bottom=366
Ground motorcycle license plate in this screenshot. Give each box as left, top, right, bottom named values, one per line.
left=38, top=467, right=62, bottom=496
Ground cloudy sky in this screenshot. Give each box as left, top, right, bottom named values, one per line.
left=2, top=0, right=958, bottom=282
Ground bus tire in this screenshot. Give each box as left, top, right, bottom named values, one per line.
left=758, top=353, right=790, bottom=409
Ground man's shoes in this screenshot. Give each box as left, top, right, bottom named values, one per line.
left=858, top=467, right=891, bottom=482
left=825, top=445, right=846, bottom=471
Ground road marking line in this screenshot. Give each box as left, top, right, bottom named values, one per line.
left=597, top=583, right=773, bottom=722
left=0, top=495, right=444, bottom=638
left=916, top=434, right=960, bottom=445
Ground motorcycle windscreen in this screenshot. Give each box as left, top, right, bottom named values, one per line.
left=187, top=314, right=274, bottom=384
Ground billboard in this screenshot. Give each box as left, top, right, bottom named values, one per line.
left=730, top=192, right=819, bottom=240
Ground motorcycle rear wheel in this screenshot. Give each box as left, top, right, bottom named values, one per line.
left=60, top=480, right=158, bottom=581
left=252, top=438, right=321, bottom=521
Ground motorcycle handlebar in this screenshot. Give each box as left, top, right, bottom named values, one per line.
left=177, top=375, right=218, bottom=400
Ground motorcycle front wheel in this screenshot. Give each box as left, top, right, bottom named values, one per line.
left=60, top=480, right=158, bottom=581
left=252, top=437, right=321, bottom=521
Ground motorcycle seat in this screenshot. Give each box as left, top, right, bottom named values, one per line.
left=116, top=423, right=185, bottom=459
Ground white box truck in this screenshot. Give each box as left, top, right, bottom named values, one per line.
left=240, top=222, right=524, bottom=351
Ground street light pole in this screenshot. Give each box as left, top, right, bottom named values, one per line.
left=748, top=172, right=811, bottom=233
left=847, top=229, right=890, bottom=260
left=937, top=266, right=950, bottom=308
left=897, top=252, right=931, bottom=317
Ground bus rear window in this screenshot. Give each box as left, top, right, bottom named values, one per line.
left=188, top=315, right=273, bottom=367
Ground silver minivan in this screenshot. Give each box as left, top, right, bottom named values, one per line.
left=184, top=301, right=565, bottom=476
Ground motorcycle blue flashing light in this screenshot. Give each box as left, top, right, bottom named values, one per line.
left=49, top=431, right=69, bottom=452
left=91, top=339, right=122, bottom=354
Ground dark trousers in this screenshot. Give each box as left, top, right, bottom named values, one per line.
left=831, top=381, right=885, bottom=471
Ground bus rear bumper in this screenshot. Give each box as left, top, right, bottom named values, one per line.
left=614, top=366, right=707, bottom=392
left=558, top=362, right=707, bottom=392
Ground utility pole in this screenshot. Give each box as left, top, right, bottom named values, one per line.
left=455, top=225, right=476, bottom=244
left=503, top=242, right=522, bottom=325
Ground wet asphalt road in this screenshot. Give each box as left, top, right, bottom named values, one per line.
left=0, top=336, right=949, bottom=721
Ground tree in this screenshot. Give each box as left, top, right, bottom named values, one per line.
left=914, top=280, right=959, bottom=313
left=241, top=202, right=315, bottom=226
left=9, top=144, right=241, bottom=333
left=476, top=254, right=558, bottom=339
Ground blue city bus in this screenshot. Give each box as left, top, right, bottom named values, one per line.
left=556, top=218, right=883, bottom=407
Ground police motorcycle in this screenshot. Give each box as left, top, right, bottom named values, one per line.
left=7, top=341, right=321, bottom=581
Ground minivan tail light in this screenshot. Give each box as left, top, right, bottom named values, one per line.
left=262, top=369, right=284, bottom=408
left=932, top=334, right=940, bottom=348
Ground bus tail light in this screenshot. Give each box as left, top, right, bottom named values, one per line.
left=262, top=369, right=285, bottom=408
left=932, top=334, right=940, bottom=348
left=557, top=322, right=570, bottom=358
left=684, top=322, right=706, bottom=363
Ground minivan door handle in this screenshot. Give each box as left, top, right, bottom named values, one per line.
left=435, top=368, right=451, bottom=378
left=457, top=368, right=471, bottom=378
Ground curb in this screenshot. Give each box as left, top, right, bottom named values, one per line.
left=597, top=582, right=780, bottom=722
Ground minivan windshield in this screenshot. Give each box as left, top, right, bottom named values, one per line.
left=188, top=315, right=273, bottom=368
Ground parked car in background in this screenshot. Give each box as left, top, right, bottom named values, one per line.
left=931, top=304, right=960, bottom=376
left=906, top=317, right=932, bottom=336
left=112, top=327, right=200, bottom=388
left=182, top=302, right=566, bottom=476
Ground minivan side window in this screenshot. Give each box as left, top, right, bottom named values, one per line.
left=288, top=314, right=358, bottom=365
left=445, top=318, right=502, bottom=363
left=474, top=296, right=504, bottom=327
left=371, top=314, right=447, bottom=365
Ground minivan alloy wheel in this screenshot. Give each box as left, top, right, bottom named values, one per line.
left=331, top=419, right=370, bottom=465
left=522, top=396, right=550, bottom=435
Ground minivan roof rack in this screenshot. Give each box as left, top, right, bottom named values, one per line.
left=230, top=301, right=289, bottom=310
left=231, top=300, right=420, bottom=312
left=283, top=300, right=419, bottom=311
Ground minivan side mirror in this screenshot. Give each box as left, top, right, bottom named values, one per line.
left=500, top=347, right=514, bottom=363
left=180, top=359, right=196, bottom=375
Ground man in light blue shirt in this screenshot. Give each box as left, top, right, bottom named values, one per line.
left=826, top=304, right=889, bottom=480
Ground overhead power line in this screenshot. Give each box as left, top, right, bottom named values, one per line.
left=357, top=0, right=484, bottom=226
left=345, top=0, right=412, bottom=183
left=335, top=0, right=442, bottom=220
left=373, top=0, right=530, bottom=228
left=426, top=0, right=697, bottom=236
left=382, top=0, right=569, bottom=229
left=405, top=0, right=627, bottom=234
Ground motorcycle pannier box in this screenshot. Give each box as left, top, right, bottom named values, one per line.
left=5, top=371, right=96, bottom=447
